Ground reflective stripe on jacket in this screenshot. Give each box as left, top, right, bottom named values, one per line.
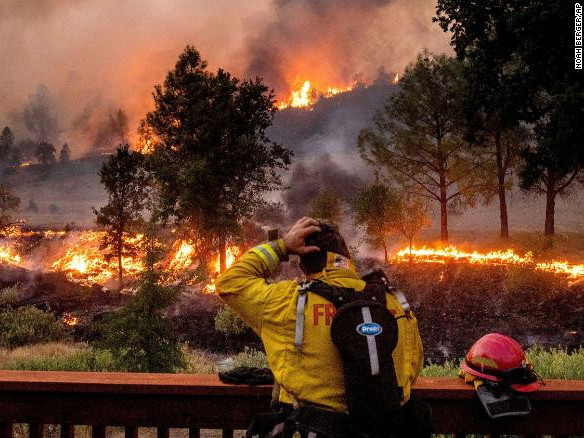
left=216, top=239, right=424, bottom=413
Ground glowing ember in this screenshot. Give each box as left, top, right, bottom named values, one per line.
left=395, top=246, right=584, bottom=282
left=50, top=231, right=145, bottom=284
left=61, top=313, right=80, bottom=326
left=393, top=72, right=400, bottom=84
left=0, top=245, right=21, bottom=265
left=205, top=246, right=240, bottom=293
left=0, top=227, right=242, bottom=290
left=278, top=80, right=354, bottom=109
left=168, top=240, right=196, bottom=271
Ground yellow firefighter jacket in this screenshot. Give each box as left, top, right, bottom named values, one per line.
left=216, top=239, right=424, bottom=413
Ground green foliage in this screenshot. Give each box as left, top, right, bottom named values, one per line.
left=435, top=0, right=584, bottom=237
left=0, top=306, right=63, bottom=349
left=0, top=285, right=20, bottom=306
left=94, top=144, right=148, bottom=287
left=98, top=232, right=186, bottom=372
left=142, top=45, right=291, bottom=252
left=394, top=194, right=430, bottom=249
left=5, top=348, right=114, bottom=372
left=230, top=347, right=268, bottom=369
left=214, top=306, right=248, bottom=335
left=309, top=189, right=342, bottom=224
left=354, top=184, right=399, bottom=263
left=422, top=348, right=584, bottom=380
left=0, top=183, right=20, bottom=231
left=359, top=52, right=483, bottom=241
left=420, top=360, right=460, bottom=377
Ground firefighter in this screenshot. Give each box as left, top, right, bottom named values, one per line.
left=216, top=217, right=428, bottom=437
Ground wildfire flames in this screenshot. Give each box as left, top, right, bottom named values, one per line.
left=277, top=80, right=354, bottom=109
left=0, top=228, right=239, bottom=291
left=395, top=246, right=584, bottom=283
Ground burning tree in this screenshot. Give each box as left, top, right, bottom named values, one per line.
left=94, top=144, right=148, bottom=287
left=141, top=46, right=291, bottom=271
left=359, top=53, right=487, bottom=242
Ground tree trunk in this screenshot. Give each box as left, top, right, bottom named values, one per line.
left=219, top=238, right=227, bottom=273
left=439, top=172, right=448, bottom=242
left=495, top=131, right=509, bottom=239
left=382, top=239, right=389, bottom=265
left=409, top=238, right=413, bottom=263
left=544, top=172, right=556, bottom=236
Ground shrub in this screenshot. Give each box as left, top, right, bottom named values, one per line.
left=0, top=285, right=20, bottom=306
left=0, top=306, right=63, bottom=349
left=214, top=306, right=248, bottom=335
left=231, top=347, right=268, bottom=369
left=97, top=237, right=186, bottom=372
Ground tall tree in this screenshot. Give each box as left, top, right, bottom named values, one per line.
left=359, top=53, right=484, bottom=241
left=59, top=143, right=71, bottom=163
left=0, top=127, right=14, bottom=162
left=436, top=0, right=584, bottom=236
left=310, top=189, right=342, bottom=223
left=34, top=141, right=56, bottom=165
left=394, top=194, right=431, bottom=258
left=354, top=184, right=400, bottom=264
left=94, top=144, right=149, bottom=287
left=23, top=84, right=60, bottom=143
left=435, top=0, right=527, bottom=238
left=99, top=228, right=186, bottom=372
left=0, top=183, right=20, bottom=233
left=141, top=46, right=291, bottom=271
left=515, top=1, right=584, bottom=235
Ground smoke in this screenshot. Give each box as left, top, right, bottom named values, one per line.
left=21, top=85, right=61, bottom=144
left=246, top=0, right=450, bottom=96
left=0, top=0, right=450, bottom=157
left=282, top=154, right=366, bottom=219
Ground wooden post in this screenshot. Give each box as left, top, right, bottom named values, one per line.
left=29, top=424, right=43, bottom=438
left=0, top=423, right=12, bottom=438
left=222, top=429, right=233, bottom=438
left=188, top=428, right=200, bottom=438
left=91, top=426, right=105, bottom=438
left=60, top=424, right=75, bottom=438
left=267, top=229, right=279, bottom=241
left=125, top=426, right=138, bottom=438
left=157, top=428, right=169, bottom=438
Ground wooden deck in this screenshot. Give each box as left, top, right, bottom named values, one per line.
left=0, top=372, right=582, bottom=437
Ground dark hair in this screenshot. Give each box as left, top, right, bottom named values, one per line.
left=299, top=222, right=351, bottom=274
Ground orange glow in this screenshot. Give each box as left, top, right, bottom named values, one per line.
left=61, top=313, right=80, bottom=327
left=393, top=72, right=399, bottom=84
left=395, top=246, right=584, bottom=282
left=0, top=228, right=242, bottom=290
left=278, top=80, right=354, bottom=109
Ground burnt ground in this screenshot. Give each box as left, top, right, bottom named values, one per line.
left=0, top=261, right=583, bottom=362
left=390, top=263, right=584, bottom=363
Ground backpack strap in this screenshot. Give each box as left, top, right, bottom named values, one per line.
left=294, top=281, right=312, bottom=350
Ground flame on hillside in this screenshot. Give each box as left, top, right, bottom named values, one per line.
left=395, top=246, right=584, bottom=283
left=0, top=228, right=240, bottom=291
left=278, top=80, right=354, bottom=109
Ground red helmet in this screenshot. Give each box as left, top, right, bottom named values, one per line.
left=461, top=333, right=542, bottom=392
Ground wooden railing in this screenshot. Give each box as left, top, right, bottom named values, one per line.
left=0, top=371, right=583, bottom=437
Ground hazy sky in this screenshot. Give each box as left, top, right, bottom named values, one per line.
left=0, top=0, right=450, bottom=152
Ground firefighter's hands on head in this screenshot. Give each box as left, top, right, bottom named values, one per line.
left=283, top=217, right=321, bottom=255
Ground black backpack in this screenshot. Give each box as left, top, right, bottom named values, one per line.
left=295, top=270, right=404, bottom=427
